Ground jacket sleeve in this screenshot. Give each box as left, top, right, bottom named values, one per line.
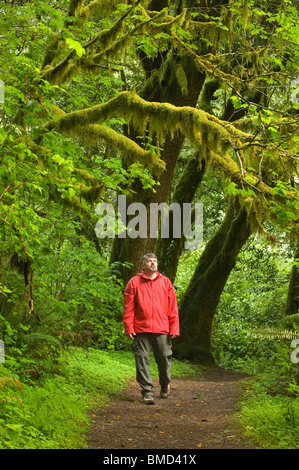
left=167, top=279, right=180, bottom=336
left=123, top=279, right=136, bottom=335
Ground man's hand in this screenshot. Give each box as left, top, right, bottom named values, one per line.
left=127, top=332, right=136, bottom=340
left=170, top=335, right=177, bottom=339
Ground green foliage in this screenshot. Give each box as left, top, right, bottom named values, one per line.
left=174, top=248, right=203, bottom=299
left=280, top=314, right=299, bottom=331
left=239, top=388, right=299, bottom=449
left=238, top=342, right=299, bottom=448
left=32, top=238, right=128, bottom=349
left=211, top=237, right=293, bottom=373
left=0, top=347, right=134, bottom=449
left=0, top=0, right=298, bottom=451
left=206, top=234, right=299, bottom=448
left=0, top=347, right=203, bottom=449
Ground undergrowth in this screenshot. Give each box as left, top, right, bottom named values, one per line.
left=238, top=377, right=299, bottom=449
left=0, top=347, right=202, bottom=449
left=229, top=343, right=299, bottom=449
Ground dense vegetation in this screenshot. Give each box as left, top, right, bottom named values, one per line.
left=0, top=0, right=298, bottom=449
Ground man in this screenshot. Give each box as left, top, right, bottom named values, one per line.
left=123, top=253, right=180, bottom=405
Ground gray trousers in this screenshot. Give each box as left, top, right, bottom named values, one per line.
left=132, top=333, right=172, bottom=397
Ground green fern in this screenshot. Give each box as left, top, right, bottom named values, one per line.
left=21, top=333, right=61, bottom=346
left=251, top=328, right=299, bottom=341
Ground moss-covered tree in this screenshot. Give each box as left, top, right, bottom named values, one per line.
left=0, top=0, right=298, bottom=363
left=284, top=244, right=299, bottom=317
left=175, top=198, right=251, bottom=363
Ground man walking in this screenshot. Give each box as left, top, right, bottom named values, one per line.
left=123, top=253, right=180, bottom=405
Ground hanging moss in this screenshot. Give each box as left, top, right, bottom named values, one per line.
left=73, top=168, right=101, bottom=186
left=68, top=0, right=85, bottom=17
left=174, top=62, right=189, bottom=95
left=75, top=123, right=165, bottom=174
left=48, top=90, right=249, bottom=177
left=44, top=88, right=298, bottom=238
left=79, top=0, right=121, bottom=20
left=41, top=1, right=130, bottom=84
left=78, top=183, right=105, bottom=204
left=159, top=54, right=173, bottom=88
left=242, top=0, right=249, bottom=32
left=41, top=4, right=192, bottom=86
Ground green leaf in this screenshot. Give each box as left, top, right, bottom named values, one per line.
left=68, top=187, right=76, bottom=199
left=65, top=38, right=86, bottom=57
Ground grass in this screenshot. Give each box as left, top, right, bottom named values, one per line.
left=0, top=347, right=203, bottom=449
left=236, top=374, right=299, bottom=449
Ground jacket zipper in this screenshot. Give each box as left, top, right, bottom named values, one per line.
left=150, top=280, right=153, bottom=330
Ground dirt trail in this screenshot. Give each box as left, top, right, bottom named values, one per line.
left=86, top=367, right=255, bottom=449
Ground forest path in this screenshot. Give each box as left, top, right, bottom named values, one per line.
left=86, top=367, right=255, bottom=449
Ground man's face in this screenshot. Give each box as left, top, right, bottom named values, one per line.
left=143, top=257, right=157, bottom=272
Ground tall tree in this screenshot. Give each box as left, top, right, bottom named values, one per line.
left=0, top=0, right=298, bottom=361
left=284, top=244, right=299, bottom=317
left=175, top=198, right=251, bottom=363
left=109, top=0, right=213, bottom=282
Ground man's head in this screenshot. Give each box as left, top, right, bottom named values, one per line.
left=141, top=253, right=158, bottom=275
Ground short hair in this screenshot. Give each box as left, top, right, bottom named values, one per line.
left=141, top=253, right=157, bottom=265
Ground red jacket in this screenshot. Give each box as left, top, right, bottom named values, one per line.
left=123, top=272, right=180, bottom=336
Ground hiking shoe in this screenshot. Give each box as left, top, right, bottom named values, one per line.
left=160, top=385, right=170, bottom=399
left=143, top=394, right=155, bottom=405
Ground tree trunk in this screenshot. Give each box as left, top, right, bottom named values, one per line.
left=109, top=0, right=233, bottom=283
left=109, top=132, right=192, bottom=283
left=174, top=199, right=251, bottom=364
left=155, top=154, right=206, bottom=282
left=284, top=244, right=299, bottom=317
left=110, top=60, right=206, bottom=284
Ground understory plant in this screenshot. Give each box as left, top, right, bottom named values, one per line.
left=0, top=346, right=203, bottom=449
left=0, top=347, right=136, bottom=449
left=237, top=342, right=299, bottom=449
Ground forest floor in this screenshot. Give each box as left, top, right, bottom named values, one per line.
left=86, top=367, right=256, bottom=450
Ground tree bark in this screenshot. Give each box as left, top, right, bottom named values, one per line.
left=284, top=244, right=299, bottom=317
left=155, top=154, right=206, bottom=282
left=174, top=199, right=251, bottom=364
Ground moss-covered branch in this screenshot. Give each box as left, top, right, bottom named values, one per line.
left=47, top=90, right=255, bottom=185
left=66, top=123, right=166, bottom=174
left=41, top=0, right=142, bottom=84
left=79, top=0, right=120, bottom=20
left=41, top=2, right=184, bottom=85
left=44, top=93, right=295, bottom=235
